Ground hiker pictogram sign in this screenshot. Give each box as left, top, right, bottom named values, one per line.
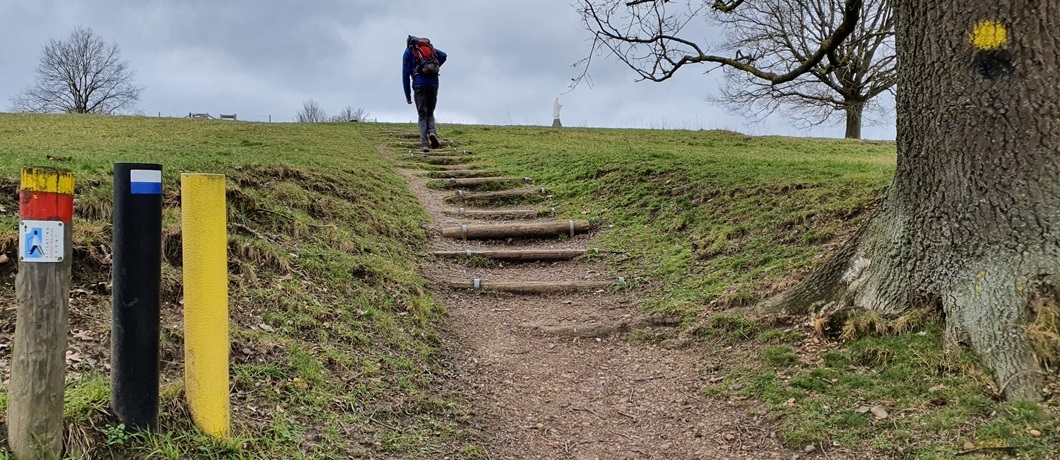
left=19, top=220, right=64, bottom=263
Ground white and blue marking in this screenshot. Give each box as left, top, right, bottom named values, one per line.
left=130, top=169, right=163, bottom=195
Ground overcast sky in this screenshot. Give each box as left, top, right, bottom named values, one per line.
left=0, top=1, right=896, bottom=139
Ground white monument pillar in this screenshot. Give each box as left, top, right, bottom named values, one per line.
left=552, top=98, right=563, bottom=128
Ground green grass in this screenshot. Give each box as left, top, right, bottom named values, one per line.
left=421, top=126, right=894, bottom=314
left=385, top=124, right=1057, bottom=458
left=1, top=116, right=1055, bottom=458
left=0, top=113, right=478, bottom=458
left=722, top=326, right=1058, bottom=458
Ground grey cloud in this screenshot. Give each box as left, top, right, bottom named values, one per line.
left=0, top=0, right=894, bottom=138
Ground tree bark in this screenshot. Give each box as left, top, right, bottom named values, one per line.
left=767, top=1, right=1059, bottom=401
left=843, top=100, right=864, bottom=139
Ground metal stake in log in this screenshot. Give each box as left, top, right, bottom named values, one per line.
left=8, top=167, right=74, bottom=460
left=440, top=220, right=590, bottom=240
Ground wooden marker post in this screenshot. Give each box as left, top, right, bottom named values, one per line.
left=7, top=167, right=74, bottom=460
left=180, top=173, right=230, bottom=438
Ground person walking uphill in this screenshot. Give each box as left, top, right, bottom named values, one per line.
left=403, top=35, right=447, bottom=152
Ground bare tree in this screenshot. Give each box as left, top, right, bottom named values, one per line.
left=580, top=0, right=1060, bottom=401
left=295, top=100, right=328, bottom=123
left=329, top=106, right=369, bottom=123
left=575, top=0, right=864, bottom=86
left=711, top=0, right=895, bottom=139
left=10, top=27, right=142, bottom=114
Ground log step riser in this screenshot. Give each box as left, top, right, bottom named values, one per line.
left=432, top=249, right=598, bottom=262
left=428, top=170, right=500, bottom=178
left=441, top=208, right=556, bottom=220
left=441, top=220, right=591, bottom=240
left=446, top=188, right=549, bottom=203
left=436, top=177, right=531, bottom=188
left=445, top=278, right=626, bottom=294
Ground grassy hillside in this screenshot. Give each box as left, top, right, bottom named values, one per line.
left=0, top=114, right=478, bottom=458
left=0, top=116, right=1055, bottom=459
left=427, top=126, right=895, bottom=313
left=375, top=125, right=1057, bottom=459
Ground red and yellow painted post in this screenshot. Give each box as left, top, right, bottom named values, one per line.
left=7, top=167, right=74, bottom=460
left=180, top=173, right=230, bottom=438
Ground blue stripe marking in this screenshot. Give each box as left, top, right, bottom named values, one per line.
left=131, top=182, right=163, bottom=195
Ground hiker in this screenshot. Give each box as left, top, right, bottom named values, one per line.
left=403, top=35, right=447, bottom=152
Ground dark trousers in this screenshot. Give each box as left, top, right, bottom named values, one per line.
left=414, top=85, right=438, bottom=148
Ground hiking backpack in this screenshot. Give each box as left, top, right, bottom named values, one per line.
left=408, top=36, right=440, bottom=76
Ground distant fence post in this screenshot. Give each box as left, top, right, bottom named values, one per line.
left=111, top=163, right=163, bottom=431
left=180, top=173, right=230, bottom=438
left=7, top=167, right=74, bottom=460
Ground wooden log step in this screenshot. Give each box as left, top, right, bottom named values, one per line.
left=445, top=277, right=627, bottom=294
left=427, top=169, right=499, bottom=178
left=408, top=155, right=474, bottom=165
left=440, top=220, right=591, bottom=240
left=435, top=177, right=531, bottom=188
left=442, top=208, right=556, bottom=219
left=428, top=164, right=482, bottom=171
left=446, top=187, right=549, bottom=203
left=409, top=148, right=472, bottom=156
left=432, top=248, right=600, bottom=261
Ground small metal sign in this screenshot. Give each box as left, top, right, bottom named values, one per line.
left=19, top=220, right=65, bottom=262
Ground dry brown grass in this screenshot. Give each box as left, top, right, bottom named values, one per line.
left=1028, top=288, right=1060, bottom=369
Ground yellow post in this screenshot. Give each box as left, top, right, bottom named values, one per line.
left=180, top=173, right=229, bottom=438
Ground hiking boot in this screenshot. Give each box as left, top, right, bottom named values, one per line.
left=428, top=133, right=441, bottom=149
left=421, top=146, right=430, bottom=153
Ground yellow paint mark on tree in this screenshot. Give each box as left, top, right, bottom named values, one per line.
left=971, top=21, right=1008, bottom=50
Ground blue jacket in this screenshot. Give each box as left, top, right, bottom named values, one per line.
left=403, top=46, right=447, bottom=100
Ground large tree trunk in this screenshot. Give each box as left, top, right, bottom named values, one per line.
left=767, top=1, right=1059, bottom=401
left=843, top=100, right=864, bottom=140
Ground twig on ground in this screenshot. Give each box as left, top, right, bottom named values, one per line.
left=955, top=446, right=1020, bottom=456
left=571, top=406, right=602, bottom=418
left=367, top=417, right=398, bottom=431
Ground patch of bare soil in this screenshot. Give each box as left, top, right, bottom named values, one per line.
left=389, top=146, right=800, bottom=460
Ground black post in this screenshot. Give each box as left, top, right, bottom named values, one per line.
left=111, top=163, right=163, bottom=431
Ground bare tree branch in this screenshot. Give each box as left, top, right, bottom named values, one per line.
left=575, top=0, right=893, bottom=138
left=329, top=106, right=370, bottom=123
left=295, top=100, right=328, bottom=123
left=577, top=0, right=865, bottom=86
left=10, top=27, right=141, bottom=114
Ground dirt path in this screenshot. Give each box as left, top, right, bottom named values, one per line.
left=387, top=146, right=798, bottom=459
